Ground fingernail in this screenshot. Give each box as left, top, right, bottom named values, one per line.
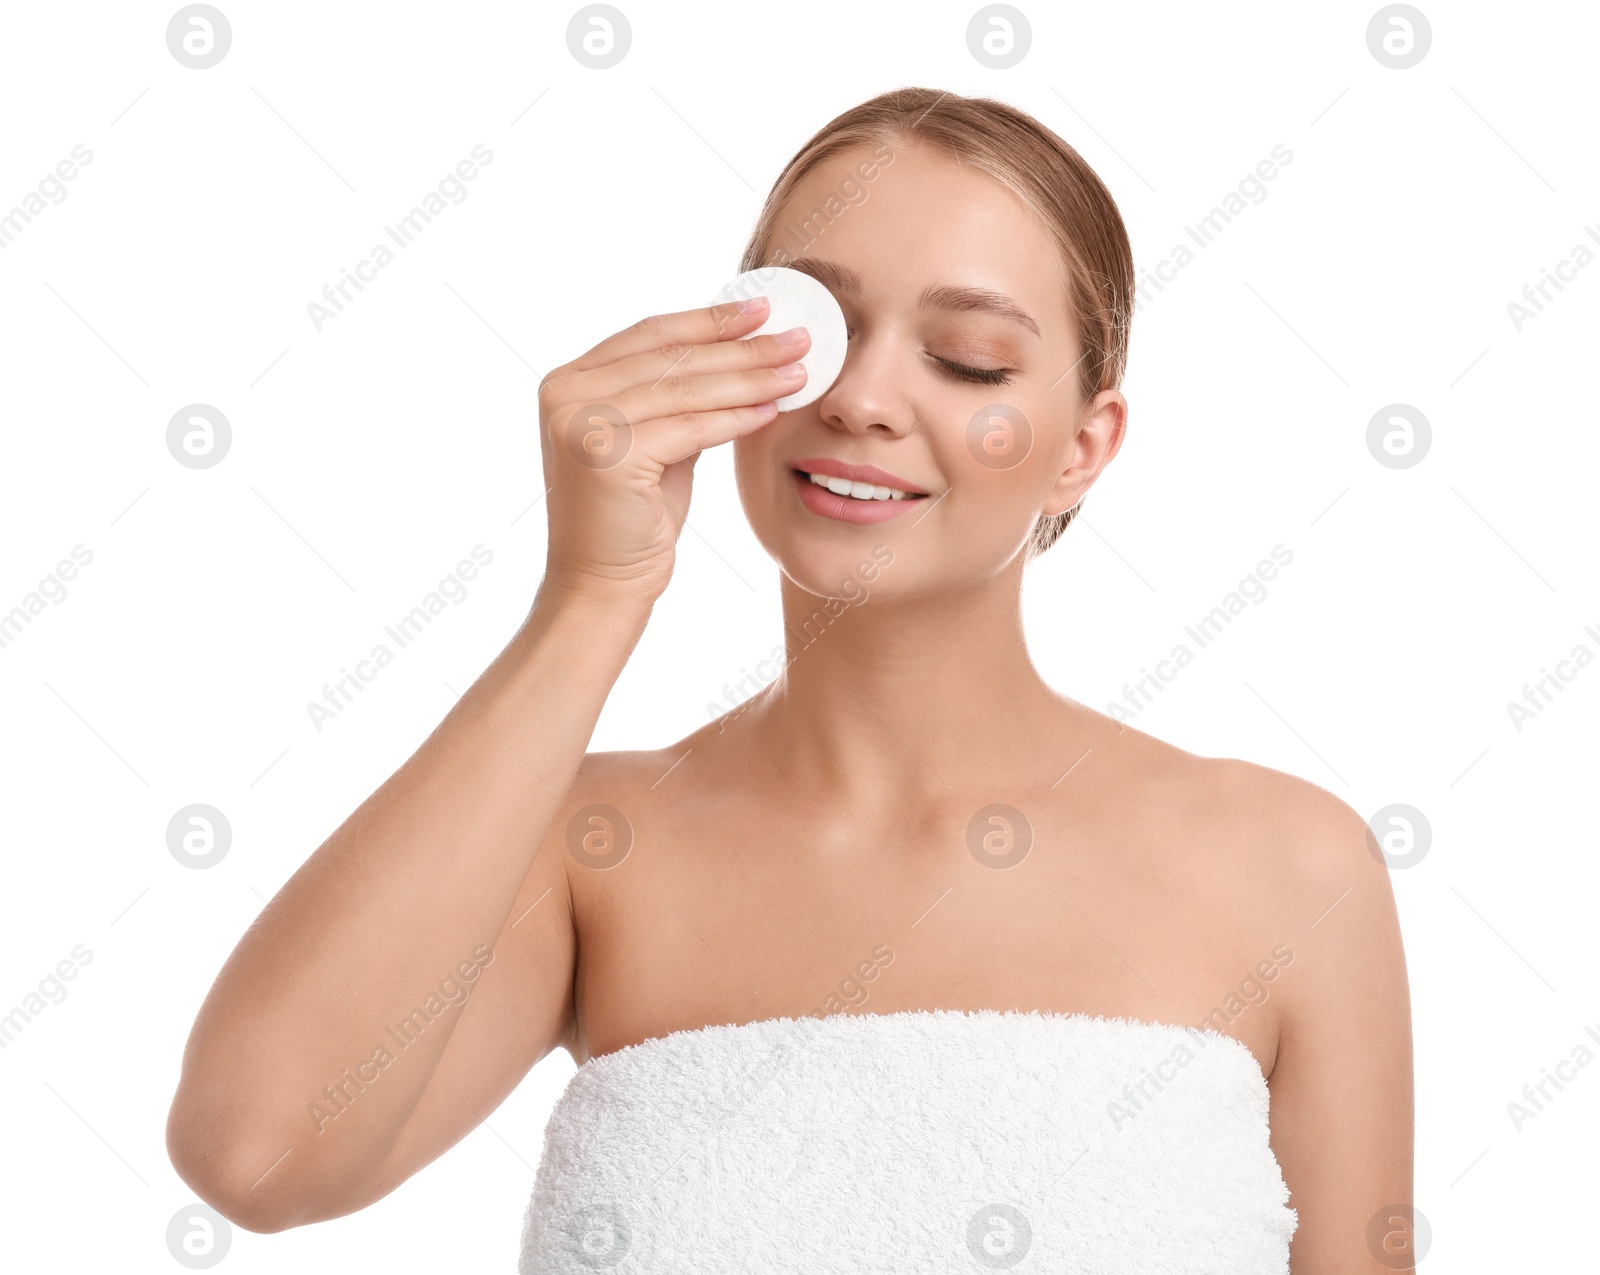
left=776, top=362, right=806, bottom=380
left=775, top=326, right=809, bottom=344
left=738, top=297, right=768, bottom=313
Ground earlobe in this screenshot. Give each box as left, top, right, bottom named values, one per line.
left=1038, top=444, right=1087, bottom=515
left=1040, top=482, right=1085, bottom=519
left=1072, top=391, right=1129, bottom=484
left=1040, top=392, right=1125, bottom=518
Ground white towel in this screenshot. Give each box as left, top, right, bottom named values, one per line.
left=519, top=1008, right=1296, bottom=1274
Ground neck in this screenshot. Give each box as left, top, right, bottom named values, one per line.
left=728, top=559, right=1075, bottom=807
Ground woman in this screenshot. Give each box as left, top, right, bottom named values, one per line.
left=167, top=88, right=1413, bottom=1273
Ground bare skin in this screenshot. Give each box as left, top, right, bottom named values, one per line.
left=167, top=137, right=1412, bottom=1271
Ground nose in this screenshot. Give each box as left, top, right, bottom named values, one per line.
left=814, top=323, right=916, bottom=439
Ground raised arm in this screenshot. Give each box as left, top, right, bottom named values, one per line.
left=165, top=294, right=810, bottom=1232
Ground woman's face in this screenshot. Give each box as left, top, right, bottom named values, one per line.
left=733, top=141, right=1126, bottom=603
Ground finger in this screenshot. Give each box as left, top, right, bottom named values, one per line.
left=566, top=297, right=772, bottom=375
left=568, top=325, right=812, bottom=404
left=606, top=361, right=806, bottom=431
left=643, top=401, right=782, bottom=468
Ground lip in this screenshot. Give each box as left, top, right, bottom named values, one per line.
left=790, top=456, right=930, bottom=495
left=792, top=470, right=927, bottom=523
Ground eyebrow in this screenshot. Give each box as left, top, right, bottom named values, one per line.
left=784, top=256, right=1041, bottom=338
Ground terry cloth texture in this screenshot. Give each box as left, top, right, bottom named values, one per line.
left=519, top=1008, right=1296, bottom=1274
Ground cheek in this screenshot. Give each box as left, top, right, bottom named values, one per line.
left=959, top=401, right=1035, bottom=474
left=951, top=398, right=1061, bottom=506
left=938, top=404, right=1070, bottom=554
left=732, top=431, right=795, bottom=544
left=731, top=434, right=770, bottom=497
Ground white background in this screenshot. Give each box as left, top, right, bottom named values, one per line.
left=1, top=0, right=1595, bottom=1269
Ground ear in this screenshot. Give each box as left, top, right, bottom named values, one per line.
left=1041, top=389, right=1127, bottom=516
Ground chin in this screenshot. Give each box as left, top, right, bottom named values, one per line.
left=755, top=529, right=900, bottom=604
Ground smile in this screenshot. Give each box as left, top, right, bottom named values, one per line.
left=791, top=469, right=930, bottom=524
left=798, top=470, right=924, bottom=501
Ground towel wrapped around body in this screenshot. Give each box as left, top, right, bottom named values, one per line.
left=519, top=1008, right=1296, bottom=1274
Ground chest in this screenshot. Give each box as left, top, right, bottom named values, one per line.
left=565, top=797, right=1286, bottom=1077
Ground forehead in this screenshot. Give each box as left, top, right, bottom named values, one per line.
left=768, top=141, right=1070, bottom=327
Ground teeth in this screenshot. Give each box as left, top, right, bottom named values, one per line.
left=807, top=472, right=914, bottom=501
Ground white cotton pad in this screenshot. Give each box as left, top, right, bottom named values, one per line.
left=709, top=265, right=849, bottom=411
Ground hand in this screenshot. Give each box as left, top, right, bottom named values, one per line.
left=535, top=296, right=810, bottom=610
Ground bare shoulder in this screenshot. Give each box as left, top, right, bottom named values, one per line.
left=1058, top=729, right=1411, bottom=1256
left=1193, top=753, right=1393, bottom=920
left=540, top=745, right=681, bottom=860
left=1154, top=743, right=1409, bottom=1061
left=1135, top=755, right=1414, bottom=1258
left=564, top=745, right=678, bottom=797
left=1092, top=720, right=1403, bottom=1010
left=1110, top=719, right=1388, bottom=911
left=1175, top=754, right=1408, bottom=1001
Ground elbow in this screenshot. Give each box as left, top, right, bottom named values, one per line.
left=165, top=1094, right=308, bottom=1235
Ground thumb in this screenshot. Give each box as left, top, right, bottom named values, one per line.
left=658, top=448, right=702, bottom=532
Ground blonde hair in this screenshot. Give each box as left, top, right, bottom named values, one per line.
left=738, top=87, right=1134, bottom=559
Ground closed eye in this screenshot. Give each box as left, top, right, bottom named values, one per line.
left=845, top=326, right=1014, bottom=386
left=933, top=357, right=1013, bottom=386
